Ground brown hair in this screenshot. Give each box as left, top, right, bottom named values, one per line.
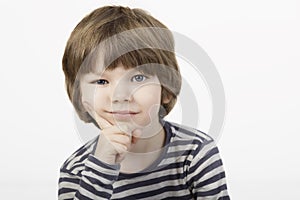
left=62, top=6, right=182, bottom=128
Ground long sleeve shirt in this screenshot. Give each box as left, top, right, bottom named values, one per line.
left=58, top=120, right=230, bottom=199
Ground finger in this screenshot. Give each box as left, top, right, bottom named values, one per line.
left=116, top=124, right=132, bottom=136
left=111, top=141, right=128, bottom=154
left=83, top=101, right=112, bottom=129
left=110, top=134, right=131, bottom=149
left=100, top=126, right=132, bottom=145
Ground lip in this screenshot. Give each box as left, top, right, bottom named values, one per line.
left=110, top=111, right=138, bottom=114
left=107, top=110, right=139, bottom=120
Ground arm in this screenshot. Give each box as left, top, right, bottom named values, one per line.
left=58, top=154, right=120, bottom=200
left=58, top=102, right=140, bottom=199
left=187, top=140, right=230, bottom=200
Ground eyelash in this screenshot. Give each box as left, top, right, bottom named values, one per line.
left=93, top=74, right=148, bottom=85
left=94, top=79, right=109, bottom=85
left=131, top=74, right=148, bottom=82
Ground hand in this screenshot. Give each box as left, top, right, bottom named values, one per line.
left=83, top=102, right=141, bottom=165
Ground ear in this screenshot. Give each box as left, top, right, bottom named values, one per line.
left=162, top=93, right=172, bottom=104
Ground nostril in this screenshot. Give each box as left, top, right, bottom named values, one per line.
left=112, top=94, right=132, bottom=103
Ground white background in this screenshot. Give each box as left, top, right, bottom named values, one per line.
left=0, top=0, right=299, bottom=199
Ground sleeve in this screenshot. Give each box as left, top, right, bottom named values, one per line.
left=58, top=154, right=120, bottom=200
left=186, top=140, right=230, bottom=200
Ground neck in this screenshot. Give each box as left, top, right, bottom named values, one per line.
left=129, top=119, right=166, bottom=153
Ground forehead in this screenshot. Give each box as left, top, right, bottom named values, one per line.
left=83, top=64, right=136, bottom=78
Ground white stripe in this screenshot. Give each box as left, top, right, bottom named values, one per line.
left=59, top=180, right=79, bottom=190
left=58, top=192, right=76, bottom=200
left=167, top=142, right=197, bottom=153
left=82, top=170, right=114, bottom=186
left=144, top=189, right=191, bottom=200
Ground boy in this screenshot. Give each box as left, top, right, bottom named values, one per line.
left=59, top=6, right=230, bottom=199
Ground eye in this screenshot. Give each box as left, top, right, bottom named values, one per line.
left=95, top=79, right=109, bottom=85
left=131, top=74, right=148, bottom=82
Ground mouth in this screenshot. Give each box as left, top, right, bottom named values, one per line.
left=109, top=111, right=139, bottom=114
left=106, top=110, right=140, bottom=120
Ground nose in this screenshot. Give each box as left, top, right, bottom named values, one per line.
left=111, top=83, right=132, bottom=103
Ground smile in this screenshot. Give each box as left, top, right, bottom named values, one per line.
left=108, top=111, right=139, bottom=120
left=110, top=111, right=139, bottom=114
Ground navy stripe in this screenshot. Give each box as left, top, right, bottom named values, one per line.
left=74, top=191, right=94, bottom=200
left=58, top=187, right=77, bottom=195
left=160, top=194, right=193, bottom=200
left=88, top=155, right=120, bottom=171
left=189, top=146, right=219, bottom=175
left=69, top=163, right=86, bottom=174
left=59, top=177, right=80, bottom=185
left=85, top=165, right=118, bottom=181
left=117, top=160, right=187, bottom=180
left=79, top=179, right=112, bottom=198
left=84, top=175, right=113, bottom=190
left=173, top=124, right=210, bottom=142
left=174, top=126, right=197, bottom=137
left=90, top=135, right=100, bottom=155
left=114, top=170, right=188, bottom=193
left=60, top=168, right=83, bottom=176
left=218, top=195, right=231, bottom=200
left=188, top=159, right=223, bottom=187
left=195, top=171, right=226, bottom=189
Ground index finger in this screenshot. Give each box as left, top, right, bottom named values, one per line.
left=83, top=102, right=112, bottom=129
left=94, top=113, right=112, bottom=130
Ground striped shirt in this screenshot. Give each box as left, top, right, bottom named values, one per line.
left=58, top=120, right=230, bottom=199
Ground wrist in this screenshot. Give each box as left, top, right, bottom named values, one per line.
left=94, top=150, right=116, bottom=165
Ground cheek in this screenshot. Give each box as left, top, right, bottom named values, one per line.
left=81, top=85, right=106, bottom=111
left=134, top=85, right=162, bottom=111
left=93, top=89, right=108, bottom=111
left=80, top=84, right=94, bottom=106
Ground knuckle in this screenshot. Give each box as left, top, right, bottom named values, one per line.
left=124, top=136, right=131, bottom=144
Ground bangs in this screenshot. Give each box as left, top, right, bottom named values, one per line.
left=77, top=27, right=175, bottom=76
left=62, top=6, right=182, bottom=122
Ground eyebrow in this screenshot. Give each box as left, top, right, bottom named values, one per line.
left=82, top=68, right=144, bottom=79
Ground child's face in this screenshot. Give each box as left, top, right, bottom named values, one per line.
left=80, top=63, right=167, bottom=128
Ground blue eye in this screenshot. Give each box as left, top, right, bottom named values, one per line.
left=132, top=74, right=147, bottom=82
left=95, top=79, right=109, bottom=85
